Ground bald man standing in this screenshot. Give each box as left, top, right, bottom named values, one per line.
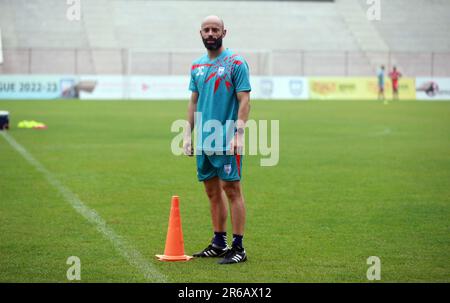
left=184, top=16, right=251, bottom=264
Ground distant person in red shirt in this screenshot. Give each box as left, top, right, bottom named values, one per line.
left=389, top=66, right=402, bottom=100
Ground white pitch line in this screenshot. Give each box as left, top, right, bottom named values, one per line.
left=370, top=127, right=392, bottom=137
left=1, top=131, right=166, bottom=282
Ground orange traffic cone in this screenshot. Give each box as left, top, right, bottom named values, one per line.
left=156, top=196, right=193, bottom=261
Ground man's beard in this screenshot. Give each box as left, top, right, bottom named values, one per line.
left=202, top=37, right=223, bottom=50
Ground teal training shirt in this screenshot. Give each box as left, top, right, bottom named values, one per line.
left=378, top=69, right=385, bottom=87
left=189, top=48, right=251, bottom=154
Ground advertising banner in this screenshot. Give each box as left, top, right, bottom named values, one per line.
left=78, top=76, right=191, bottom=100
left=251, top=77, right=309, bottom=100
left=2, top=75, right=425, bottom=101
left=0, top=75, right=78, bottom=99
left=416, top=78, right=450, bottom=100
left=129, top=76, right=191, bottom=100
left=78, top=76, right=309, bottom=100
left=309, top=77, right=416, bottom=100
left=77, top=76, right=124, bottom=100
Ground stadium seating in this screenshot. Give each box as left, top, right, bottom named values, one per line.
left=0, top=0, right=449, bottom=76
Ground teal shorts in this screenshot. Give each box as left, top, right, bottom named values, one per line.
left=196, top=153, right=243, bottom=182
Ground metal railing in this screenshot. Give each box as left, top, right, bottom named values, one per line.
left=1, top=48, right=449, bottom=77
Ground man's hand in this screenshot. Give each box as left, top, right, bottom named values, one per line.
left=183, top=136, right=193, bottom=156
left=230, top=132, right=244, bottom=155
left=184, top=92, right=198, bottom=157
left=235, top=91, right=250, bottom=155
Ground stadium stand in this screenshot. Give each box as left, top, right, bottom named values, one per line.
left=0, top=0, right=449, bottom=76
left=0, top=28, right=3, bottom=64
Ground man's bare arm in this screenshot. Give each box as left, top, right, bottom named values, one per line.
left=236, top=91, right=250, bottom=129
left=184, top=92, right=199, bottom=156
left=234, top=91, right=250, bottom=154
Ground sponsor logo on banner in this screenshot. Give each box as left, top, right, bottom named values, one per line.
left=310, top=77, right=416, bottom=100
left=416, top=78, right=450, bottom=100
left=289, top=80, right=304, bottom=96
left=250, top=77, right=308, bottom=100
left=60, top=78, right=78, bottom=98
left=260, top=79, right=274, bottom=98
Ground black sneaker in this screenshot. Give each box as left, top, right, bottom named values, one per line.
left=193, top=243, right=229, bottom=258
left=218, top=246, right=247, bottom=264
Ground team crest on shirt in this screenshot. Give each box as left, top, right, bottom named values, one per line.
left=224, top=164, right=232, bottom=175
left=218, top=66, right=225, bottom=76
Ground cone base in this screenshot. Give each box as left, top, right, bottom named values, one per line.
left=155, top=254, right=193, bottom=262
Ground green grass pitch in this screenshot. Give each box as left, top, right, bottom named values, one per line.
left=0, top=100, right=449, bottom=282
